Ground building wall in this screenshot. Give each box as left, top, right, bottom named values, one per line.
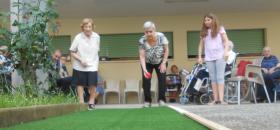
left=60, top=11, right=279, bottom=79
left=58, top=11, right=280, bottom=103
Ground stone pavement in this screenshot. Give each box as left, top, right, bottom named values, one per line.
left=173, top=103, right=280, bottom=130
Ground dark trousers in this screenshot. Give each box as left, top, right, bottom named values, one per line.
left=0, top=73, right=12, bottom=92
left=142, top=62, right=167, bottom=103
left=258, top=70, right=280, bottom=100
left=57, top=76, right=73, bottom=94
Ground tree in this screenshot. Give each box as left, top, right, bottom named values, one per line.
left=0, top=0, right=59, bottom=96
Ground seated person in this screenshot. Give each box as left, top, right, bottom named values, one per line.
left=166, top=65, right=181, bottom=86
left=59, top=56, right=69, bottom=78
left=225, top=40, right=237, bottom=78
left=258, top=47, right=280, bottom=101
left=52, top=49, right=73, bottom=94
left=84, top=74, right=104, bottom=104
left=0, top=45, right=13, bottom=88
left=166, top=65, right=181, bottom=102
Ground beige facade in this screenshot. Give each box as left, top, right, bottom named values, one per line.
left=57, top=11, right=280, bottom=103
left=60, top=11, right=280, bottom=79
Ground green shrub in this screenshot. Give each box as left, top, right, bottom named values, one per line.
left=0, top=93, right=77, bottom=108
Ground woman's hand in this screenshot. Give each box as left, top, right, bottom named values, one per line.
left=143, top=69, right=151, bottom=79
left=197, top=57, right=203, bottom=64
left=80, top=60, right=88, bottom=67
left=159, top=63, right=167, bottom=73
left=223, top=52, right=229, bottom=61
left=268, top=68, right=275, bottom=74
left=262, top=68, right=269, bottom=74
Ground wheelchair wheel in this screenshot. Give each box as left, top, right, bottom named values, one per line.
left=180, top=96, right=189, bottom=104
left=200, top=93, right=212, bottom=105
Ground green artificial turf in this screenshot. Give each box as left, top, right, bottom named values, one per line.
left=2, top=107, right=209, bottom=130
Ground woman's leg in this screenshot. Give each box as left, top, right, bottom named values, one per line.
left=77, top=86, right=85, bottom=103
left=216, top=59, right=226, bottom=102
left=154, top=63, right=167, bottom=102
left=88, top=86, right=96, bottom=104
left=88, top=71, right=98, bottom=105
left=206, top=61, right=218, bottom=102
left=142, top=63, right=154, bottom=103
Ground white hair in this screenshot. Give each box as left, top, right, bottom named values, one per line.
left=263, top=46, right=271, bottom=51
left=143, top=21, right=156, bottom=30
left=228, top=40, right=234, bottom=50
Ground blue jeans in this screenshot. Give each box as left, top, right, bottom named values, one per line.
left=206, top=58, right=226, bottom=84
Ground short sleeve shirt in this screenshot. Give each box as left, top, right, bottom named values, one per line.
left=203, top=26, right=226, bottom=61
left=70, top=32, right=100, bottom=72
left=261, top=55, right=279, bottom=69
left=139, top=32, right=169, bottom=64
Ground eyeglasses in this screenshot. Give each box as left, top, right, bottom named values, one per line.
left=54, top=55, right=61, bottom=59
left=144, top=30, right=153, bottom=34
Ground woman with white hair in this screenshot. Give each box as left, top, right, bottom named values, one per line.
left=226, top=40, right=237, bottom=65
left=139, top=21, right=169, bottom=107
left=70, top=18, right=100, bottom=110
left=224, top=40, right=237, bottom=77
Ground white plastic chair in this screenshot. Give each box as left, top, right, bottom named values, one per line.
left=245, top=64, right=271, bottom=103
left=274, top=84, right=280, bottom=103
left=123, top=79, right=141, bottom=104
left=103, top=79, right=121, bottom=104
left=150, top=78, right=158, bottom=102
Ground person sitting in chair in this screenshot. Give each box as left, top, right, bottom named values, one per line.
left=0, top=45, right=13, bottom=89
left=166, top=65, right=181, bottom=86
left=52, top=49, right=73, bottom=94
left=225, top=40, right=237, bottom=78
left=258, top=46, right=280, bottom=102
left=84, top=74, right=104, bottom=104
left=166, top=65, right=181, bottom=102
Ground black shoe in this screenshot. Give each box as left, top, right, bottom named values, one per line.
left=257, top=99, right=265, bottom=103
left=88, top=104, right=95, bottom=111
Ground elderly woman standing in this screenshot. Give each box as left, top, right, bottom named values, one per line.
left=139, top=21, right=169, bottom=107
left=70, top=18, right=100, bottom=110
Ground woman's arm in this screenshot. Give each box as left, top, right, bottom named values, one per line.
left=139, top=48, right=147, bottom=73
left=198, top=38, right=204, bottom=64
left=221, top=33, right=229, bottom=60
left=71, top=51, right=87, bottom=67
left=159, top=44, right=169, bottom=73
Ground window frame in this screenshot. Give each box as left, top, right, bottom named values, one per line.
left=99, top=32, right=174, bottom=61
left=186, top=28, right=266, bottom=58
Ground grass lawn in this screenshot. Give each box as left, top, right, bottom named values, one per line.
left=2, top=107, right=209, bottom=130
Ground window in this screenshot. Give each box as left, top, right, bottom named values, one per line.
left=186, top=29, right=265, bottom=58
left=99, top=32, right=174, bottom=60
left=51, top=35, right=71, bottom=55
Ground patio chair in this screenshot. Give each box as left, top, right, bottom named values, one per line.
left=225, top=53, right=247, bottom=105
left=103, top=79, right=121, bottom=104
left=274, top=80, right=280, bottom=103
left=123, top=79, right=141, bottom=104
left=150, top=78, right=158, bottom=102
left=245, top=64, right=271, bottom=103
